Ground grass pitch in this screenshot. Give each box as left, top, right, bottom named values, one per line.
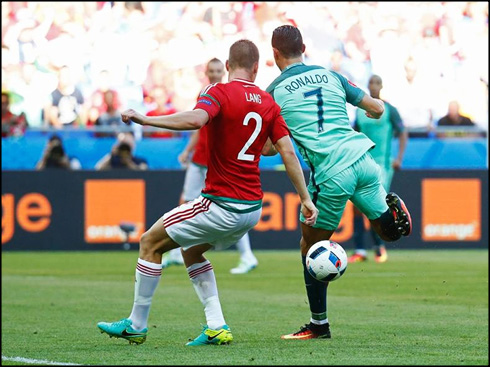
left=2, top=249, right=488, bottom=365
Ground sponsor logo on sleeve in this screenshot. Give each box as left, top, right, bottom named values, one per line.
left=197, top=99, right=212, bottom=106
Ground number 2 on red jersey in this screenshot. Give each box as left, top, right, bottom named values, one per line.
left=237, top=112, right=262, bottom=161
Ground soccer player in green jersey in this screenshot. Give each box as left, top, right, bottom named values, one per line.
left=348, top=74, right=408, bottom=264
left=265, top=25, right=412, bottom=340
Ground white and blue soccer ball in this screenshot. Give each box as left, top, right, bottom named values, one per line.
left=306, top=240, right=348, bottom=282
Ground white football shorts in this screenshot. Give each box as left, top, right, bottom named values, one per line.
left=163, top=195, right=261, bottom=250
left=182, top=162, right=207, bottom=202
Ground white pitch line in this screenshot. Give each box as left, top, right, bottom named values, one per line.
left=2, top=355, right=81, bottom=365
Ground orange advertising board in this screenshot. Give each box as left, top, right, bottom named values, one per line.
left=2, top=193, right=52, bottom=244
left=254, top=192, right=354, bottom=242
left=422, top=179, right=481, bottom=241
left=84, top=180, right=145, bottom=243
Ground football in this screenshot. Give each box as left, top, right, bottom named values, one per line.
left=306, top=240, right=348, bottom=282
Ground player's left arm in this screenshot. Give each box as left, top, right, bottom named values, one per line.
left=269, top=110, right=317, bottom=226
left=121, top=109, right=209, bottom=130
left=179, top=130, right=200, bottom=165
left=274, top=135, right=318, bottom=227
left=387, top=102, right=408, bottom=170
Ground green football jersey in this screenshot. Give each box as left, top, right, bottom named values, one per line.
left=266, top=62, right=375, bottom=186
left=354, top=101, right=405, bottom=170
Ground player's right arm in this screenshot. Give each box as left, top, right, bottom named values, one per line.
left=274, top=135, right=318, bottom=227
left=330, top=71, right=384, bottom=119
left=357, top=94, right=385, bottom=119
left=122, top=83, right=224, bottom=130
left=121, top=109, right=209, bottom=130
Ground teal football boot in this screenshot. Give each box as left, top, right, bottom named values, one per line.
left=97, top=318, right=148, bottom=345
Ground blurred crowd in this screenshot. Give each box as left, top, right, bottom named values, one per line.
left=2, top=1, right=488, bottom=139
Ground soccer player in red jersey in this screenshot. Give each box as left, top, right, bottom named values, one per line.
left=97, top=39, right=318, bottom=346
left=164, top=58, right=260, bottom=274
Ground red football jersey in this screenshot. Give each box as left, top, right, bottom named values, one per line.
left=194, top=78, right=290, bottom=202
left=191, top=123, right=208, bottom=167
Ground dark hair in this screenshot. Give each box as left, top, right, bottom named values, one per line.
left=117, top=142, right=132, bottom=153
left=272, top=25, right=304, bottom=58
left=228, top=40, right=259, bottom=71
left=49, top=134, right=62, bottom=143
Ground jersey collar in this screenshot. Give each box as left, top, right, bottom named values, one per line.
left=282, top=62, right=304, bottom=73
left=231, top=78, right=256, bottom=85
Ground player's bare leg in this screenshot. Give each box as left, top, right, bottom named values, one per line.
left=181, top=244, right=233, bottom=346
left=162, top=192, right=187, bottom=268
left=138, top=218, right=181, bottom=263
left=282, top=224, right=333, bottom=340
left=97, top=217, right=180, bottom=344
left=299, top=224, right=334, bottom=255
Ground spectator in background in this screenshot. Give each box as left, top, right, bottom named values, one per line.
left=7, top=62, right=57, bottom=128
left=95, top=132, right=148, bottom=170
left=47, top=65, right=86, bottom=127
left=1, top=2, right=487, bottom=137
left=329, top=49, right=354, bottom=81
left=1, top=91, right=27, bottom=137
left=94, top=90, right=125, bottom=137
left=437, top=100, right=475, bottom=127
left=142, top=59, right=173, bottom=106
left=329, top=49, right=357, bottom=123
left=87, top=70, right=121, bottom=126
left=144, top=86, right=177, bottom=138
left=390, top=57, right=434, bottom=137
left=437, top=100, right=477, bottom=138
left=36, top=134, right=81, bottom=170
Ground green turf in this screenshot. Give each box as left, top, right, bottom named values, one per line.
left=2, top=250, right=488, bottom=365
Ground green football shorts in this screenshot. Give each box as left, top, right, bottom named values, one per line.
left=300, top=152, right=389, bottom=230
left=378, top=161, right=394, bottom=193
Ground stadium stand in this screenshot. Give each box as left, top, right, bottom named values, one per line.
left=1, top=2, right=488, bottom=170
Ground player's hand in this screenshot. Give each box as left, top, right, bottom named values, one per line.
left=121, top=109, right=146, bottom=125
left=301, top=200, right=318, bottom=227
left=178, top=150, right=190, bottom=166
left=365, top=99, right=384, bottom=119
left=392, top=158, right=402, bottom=170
